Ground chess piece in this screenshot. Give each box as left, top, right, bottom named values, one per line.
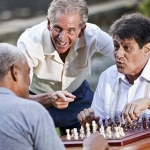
left=106, top=126, right=112, bottom=139
left=80, top=126, right=85, bottom=139
left=73, top=128, right=78, bottom=140
left=99, top=125, right=106, bottom=138
left=102, top=119, right=107, bottom=129
left=114, top=126, right=120, bottom=138
left=136, top=118, right=141, bottom=128
left=119, top=127, right=125, bottom=137
left=108, top=118, right=112, bottom=126
left=92, top=120, right=97, bottom=133
left=143, top=119, right=149, bottom=129
left=66, top=129, right=71, bottom=140
left=123, top=123, right=128, bottom=131
left=86, top=123, right=91, bottom=138
left=71, top=129, right=74, bottom=138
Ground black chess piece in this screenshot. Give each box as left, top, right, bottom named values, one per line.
left=143, top=118, right=149, bottom=129
left=108, top=118, right=114, bottom=131
left=102, top=119, right=107, bottom=129
left=135, top=118, right=141, bottom=129
left=123, top=123, right=128, bottom=131
left=114, top=116, right=120, bottom=126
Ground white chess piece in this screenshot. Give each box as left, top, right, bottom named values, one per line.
left=73, top=128, right=78, bottom=140
left=92, top=120, right=97, bottom=133
left=114, top=126, right=120, bottom=138
left=80, top=126, right=85, bottom=139
left=66, top=129, right=71, bottom=140
left=120, top=127, right=125, bottom=137
left=99, top=125, right=106, bottom=138
left=106, top=126, right=112, bottom=139
left=86, top=123, right=91, bottom=137
left=71, top=129, right=74, bottom=138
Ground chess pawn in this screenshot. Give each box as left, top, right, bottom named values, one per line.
left=99, top=125, right=106, bottom=138
left=123, top=124, right=128, bottom=131
left=73, top=128, right=78, bottom=140
left=114, top=126, right=120, bottom=138
left=86, top=123, right=91, bottom=138
left=80, top=126, right=85, bottom=139
left=66, top=129, right=71, bottom=140
left=92, top=120, right=97, bottom=133
left=71, top=129, right=74, bottom=138
left=136, top=118, right=141, bottom=128
left=106, top=126, right=112, bottom=139
left=119, top=127, right=125, bottom=137
left=102, top=119, right=107, bottom=129
left=142, top=118, right=149, bottom=129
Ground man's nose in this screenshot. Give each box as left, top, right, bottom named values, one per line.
left=115, top=47, right=125, bottom=58
left=59, top=30, right=67, bottom=41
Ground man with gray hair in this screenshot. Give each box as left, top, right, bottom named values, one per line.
left=0, top=43, right=109, bottom=150
left=0, top=43, right=65, bottom=150
left=17, top=0, right=114, bottom=134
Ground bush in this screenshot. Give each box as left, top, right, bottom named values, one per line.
left=137, top=0, right=150, bottom=17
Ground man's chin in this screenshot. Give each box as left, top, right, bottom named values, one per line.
left=117, top=66, right=125, bottom=74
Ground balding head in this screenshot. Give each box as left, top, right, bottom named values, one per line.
left=0, top=43, right=30, bottom=99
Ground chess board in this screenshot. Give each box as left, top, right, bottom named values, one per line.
left=61, top=128, right=150, bottom=147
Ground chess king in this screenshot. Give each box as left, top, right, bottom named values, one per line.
left=77, top=13, right=150, bottom=126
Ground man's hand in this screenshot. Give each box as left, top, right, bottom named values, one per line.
left=122, top=98, right=150, bottom=124
left=29, top=90, right=75, bottom=108
left=77, top=108, right=100, bottom=127
left=50, top=90, right=75, bottom=109
left=83, top=132, right=109, bottom=150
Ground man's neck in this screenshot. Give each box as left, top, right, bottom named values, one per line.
left=59, top=50, right=69, bottom=63
left=126, top=70, right=143, bottom=84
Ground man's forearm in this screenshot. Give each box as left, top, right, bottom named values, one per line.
left=29, top=93, right=53, bottom=108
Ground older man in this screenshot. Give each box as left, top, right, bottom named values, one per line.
left=78, top=13, right=150, bottom=126
left=17, top=0, right=114, bottom=134
left=0, top=43, right=109, bottom=150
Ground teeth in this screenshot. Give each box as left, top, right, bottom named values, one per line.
left=57, top=40, right=67, bottom=45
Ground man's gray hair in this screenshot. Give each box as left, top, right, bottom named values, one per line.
left=0, top=43, right=26, bottom=78
left=47, top=0, right=88, bottom=27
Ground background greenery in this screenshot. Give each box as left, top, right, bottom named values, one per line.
left=137, top=0, right=150, bottom=17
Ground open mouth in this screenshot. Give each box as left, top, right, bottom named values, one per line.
left=116, top=61, right=124, bottom=67
left=57, top=40, right=68, bottom=46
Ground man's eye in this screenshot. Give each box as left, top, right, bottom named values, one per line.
left=124, top=46, right=129, bottom=51
left=68, top=29, right=75, bottom=34
left=53, top=27, right=60, bottom=32
left=114, top=45, right=119, bottom=51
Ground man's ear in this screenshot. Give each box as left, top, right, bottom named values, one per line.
left=143, top=43, right=150, bottom=54
left=78, top=24, right=86, bottom=38
left=10, top=65, right=19, bottom=82
left=47, top=17, right=51, bottom=31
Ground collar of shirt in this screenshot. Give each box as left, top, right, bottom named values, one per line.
left=141, top=58, right=150, bottom=81
left=0, top=87, right=16, bottom=96
left=113, top=58, right=150, bottom=85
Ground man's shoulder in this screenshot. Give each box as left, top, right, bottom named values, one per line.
left=18, top=21, right=47, bottom=44
left=85, top=23, right=101, bottom=35
left=6, top=95, right=47, bottom=115
left=83, top=23, right=112, bottom=46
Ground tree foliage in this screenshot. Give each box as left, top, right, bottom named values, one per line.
left=138, top=0, right=150, bottom=17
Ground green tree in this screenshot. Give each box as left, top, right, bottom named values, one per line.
left=138, top=0, right=150, bottom=17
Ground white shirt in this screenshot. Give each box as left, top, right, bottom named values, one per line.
left=92, top=59, right=150, bottom=124
left=17, top=21, right=114, bottom=94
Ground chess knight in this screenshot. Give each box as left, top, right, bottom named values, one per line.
left=78, top=13, right=150, bottom=128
